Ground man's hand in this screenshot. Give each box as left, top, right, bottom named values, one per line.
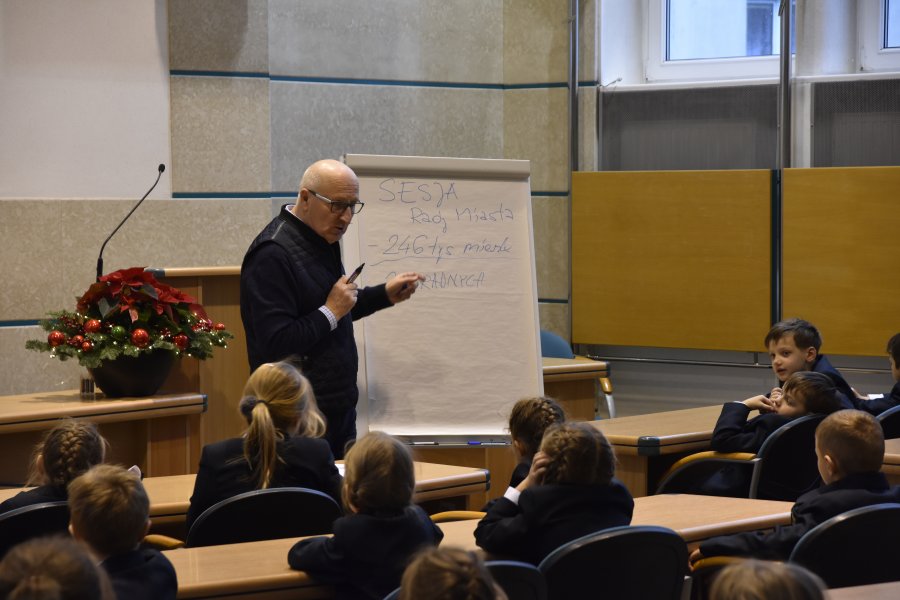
left=743, top=394, right=776, bottom=413
left=516, top=451, right=549, bottom=493
left=325, top=276, right=358, bottom=319
left=386, top=272, right=425, bottom=304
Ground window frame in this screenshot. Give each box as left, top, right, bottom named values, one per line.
left=858, top=0, right=900, bottom=72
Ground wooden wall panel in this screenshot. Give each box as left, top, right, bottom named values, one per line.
left=572, top=170, right=771, bottom=351
left=783, top=167, right=900, bottom=356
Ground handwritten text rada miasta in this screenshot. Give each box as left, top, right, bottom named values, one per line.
left=377, top=178, right=514, bottom=234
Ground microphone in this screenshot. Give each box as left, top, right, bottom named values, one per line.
left=96, top=164, right=165, bottom=281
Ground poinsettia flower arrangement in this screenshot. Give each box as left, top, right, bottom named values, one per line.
left=26, top=267, right=232, bottom=369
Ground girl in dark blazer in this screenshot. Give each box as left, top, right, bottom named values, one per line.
left=0, top=420, right=106, bottom=515
left=186, top=361, right=342, bottom=530
left=699, top=371, right=843, bottom=496
left=288, top=432, right=443, bottom=600
left=474, top=422, right=634, bottom=565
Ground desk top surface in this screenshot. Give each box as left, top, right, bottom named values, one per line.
left=541, top=356, right=608, bottom=374
left=165, top=493, right=792, bottom=598
left=827, top=580, right=900, bottom=600
left=884, top=438, right=900, bottom=466
left=0, top=461, right=489, bottom=516
left=589, top=405, right=723, bottom=455
left=0, top=391, right=206, bottom=432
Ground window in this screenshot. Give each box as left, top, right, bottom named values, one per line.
left=646, top=0, right=793, bottom=82
left=859, top=0, right=900, bottom=71
left=887, top=0, right=900, bottom=48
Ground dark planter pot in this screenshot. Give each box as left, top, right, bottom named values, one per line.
left=89, top=351, right=176, bottom=398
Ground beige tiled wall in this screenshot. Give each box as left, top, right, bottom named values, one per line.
left=168, top=0, right=269, bottom=72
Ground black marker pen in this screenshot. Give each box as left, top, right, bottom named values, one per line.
left=347, top=263, right=365, bottom=284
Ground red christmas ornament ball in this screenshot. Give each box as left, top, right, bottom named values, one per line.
left=69, top=334, right=84, bottom=347
left=81, top=340, right=93, bottom=352
left=173, top=333, right=189, bottom=350
left=214, top=322, right=226, bottom=331
left=48, top=331, right=67, bottom=347
left=84, top=319, right=102, bottom=333
left=130, top=329, right=150, bottom=348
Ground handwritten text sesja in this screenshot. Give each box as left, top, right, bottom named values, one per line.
left=374, top=178, right=516, bottom=290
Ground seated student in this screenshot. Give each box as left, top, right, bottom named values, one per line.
left=287, top=431, right=443, bottom=600
left=474, top=422, right=634, bottom=565
left=186, top=361, right=342, bottom=530
left=709, top=559, right=825, bottom=600
left=855, top=332, right=900, bottom=415
left=482, top=396, right=565, bottom=512
left=697, top=371, right=843, bottom=496
left=399, top=547, right=508, bottom=600
left=68, top=465, right=177, bottom=600
left=0, top=419, right=106, bottom=515
left=762, top=318, right=856, bottom=409
left=691, top=409, right=900, bottom=563
left=0, top=536, right=116, bottom=600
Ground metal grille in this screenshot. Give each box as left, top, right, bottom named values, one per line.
left=812, top=79, right=900, bottom=167
left=600, top=85, right=778, bottom=171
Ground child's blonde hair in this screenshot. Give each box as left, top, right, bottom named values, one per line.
left=68, top=465, right=149, bottom=557
left=399, top=546, right=508, bottom=600
left=28, top=419, right=106, bottom=488
left=540, top=422, right=615, bottom=486
left=508, top=396, right=565, bottom=460
left=238, top=361, right=327, bottom=489
left=816, top=410, right=884, bottom=476
left=710, top=559, right=825, bottom=600
left=781, top=372, right=841, bottom=415
left=343, top=431, right=414, bottom=513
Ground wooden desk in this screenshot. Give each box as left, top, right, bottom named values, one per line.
left=882, top=438, right=900, bottom=486
left=828, top=580, right=900, bottom=600
left=542, top=356, right=609, bottom=422
left=589, top=405, right=723, bottom=496
left=0, top=461, right=488, bottom=538
left=0, top=391, right=206, bottom=483
left=164, top=494, right=791, bottom=599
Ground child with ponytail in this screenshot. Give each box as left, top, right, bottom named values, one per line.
left=0, top=419, right=106, bottom=515
left=186, top=361, right=342, bottom=529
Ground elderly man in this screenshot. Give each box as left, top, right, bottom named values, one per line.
left=240, top=159, right=423, bottom=457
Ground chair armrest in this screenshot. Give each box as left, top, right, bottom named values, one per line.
left=598, top=376, right=613, bottom=394
left=143, top=534, right=185, bottom=550
left=662, top=451, right=756, bottom=480
left=430, top=511, right=486, bottom=523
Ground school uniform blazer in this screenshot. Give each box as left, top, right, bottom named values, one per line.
left=102, top=548, right=177, bottom=600
left=811, top=354, right=857, bottom=410
left=709, top=402, right=793, bottom=454
left=186, top=434, right=342, bottom=530
left=859, top=381, right=900, bottom=416
left=481, top=460, right=531, bottom=512
left=287, top=505, right=443, bottom=600
left=0, top=484, right=66, bottom=515
left=699, top=471, right=900, bottom=560
left=474, top=480, right=635, bottom=565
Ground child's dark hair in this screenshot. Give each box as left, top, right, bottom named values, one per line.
left=399, top=546, right=507, bottom=600
left=816, top=410, right=885, bottom=476
left=68, top=465, right=150, bottom=557
left=764, top=318, right=822, bottom=351
left=540, top=422, right=615, bottom=486
left=710, top=559, right=825, bottom=600
left=781, top=372, right=842, bottom=415
left=508, top=396, right=565, bottom=459
left=29, top=420, right=107, bottom=488
left=0, top=536, right=115, bottom=600
left=887, top=333, right=900, bottom=365
left=343, top=431, right=414, bottom=513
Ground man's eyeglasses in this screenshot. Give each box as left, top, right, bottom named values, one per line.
left=308, top=190, right=365, bottom=215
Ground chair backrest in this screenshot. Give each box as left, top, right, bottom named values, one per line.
left=538, top=525, right=687, bottom=600
left=539, top=329, right=575, bottom=359
left=876, top=404, right=900, bottom=439
left=789, top=502, right=900, bottom=588
left=751, top=414, right=825, bottom=501
left=382, top=588, right=401, bottom=600
left=185, top=486, right=342, bottom=548
left=0, top=501, right=70, bottom=559
left=486, top=560, right=547, bottom=600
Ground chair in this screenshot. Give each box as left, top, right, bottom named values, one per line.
left=656, top=414, right=825, bottom=501
left=540, top=329, right=616, bottom=418
left=789, top=502, right=900, bottom=588
left=537, top=525, right=688, bottom=600
left=877, top=403, right=900, bottom=439
left=487, top=560, right=547, bottom=600
left=185, top=487, right=342, bottom=548
left=429, top=510, right=486, bottom=523
left=0, top=501, right=70, bottom=559
left=382, top=588, right=400, bottom=600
